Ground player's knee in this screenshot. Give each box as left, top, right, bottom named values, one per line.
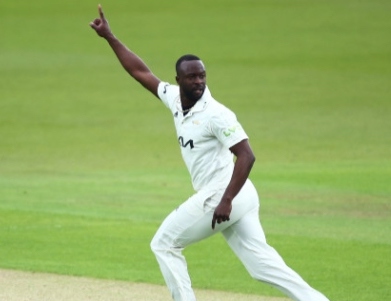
left=150, top=234, right=160, bottom=254
left=150, top=232, right=167, bottom=254
left=150, top=232, right=179, bottom=257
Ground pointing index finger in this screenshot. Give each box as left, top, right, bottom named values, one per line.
left=98, top=4, right=105, bottom=20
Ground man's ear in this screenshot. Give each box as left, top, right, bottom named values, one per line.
left=175, top=75, right=179, bottom=84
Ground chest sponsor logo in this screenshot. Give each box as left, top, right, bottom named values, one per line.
left=178, top=136, right=194, bottom=149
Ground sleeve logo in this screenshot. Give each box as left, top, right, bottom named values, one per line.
left=163, top=84, right=169, bottom=94
left=223, top=125, right=242, bottom=137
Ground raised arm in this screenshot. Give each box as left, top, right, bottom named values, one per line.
left=89, top=5, right=160, bottom=97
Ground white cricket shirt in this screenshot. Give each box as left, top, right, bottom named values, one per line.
left=158, top=82, right=248, bottom=192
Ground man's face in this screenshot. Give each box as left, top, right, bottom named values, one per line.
left=176, top=60, right=206, bottom=102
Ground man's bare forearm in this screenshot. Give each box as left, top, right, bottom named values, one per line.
left=221, top=152, right=255, bottom=203
left=211, top=139, right=255, bottom=229
left=104, top=34, right=152, bottom=81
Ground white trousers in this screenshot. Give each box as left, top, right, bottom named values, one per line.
left=150, top=180, right=329, bottom=301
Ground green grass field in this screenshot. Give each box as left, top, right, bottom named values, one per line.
left=1, top=0, right=390, bottom=300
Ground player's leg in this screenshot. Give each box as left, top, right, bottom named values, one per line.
left=221, top=181, right=329, bottom=301
left=150, top=180, right=276, bottom=301
left=150, top=190, right=219, bottom=301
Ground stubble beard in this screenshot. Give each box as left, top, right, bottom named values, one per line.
left=184, top=86, right=205, bottom=103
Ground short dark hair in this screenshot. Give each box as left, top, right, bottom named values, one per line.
left=175, top=54, right=201, bottom=74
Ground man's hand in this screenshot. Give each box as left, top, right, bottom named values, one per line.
left=212, top=200, right=232, bottom=229
left=89, top=4, right=112, bottom=39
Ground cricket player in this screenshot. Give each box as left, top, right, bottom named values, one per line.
left=90, top=5, right=330, bottom=301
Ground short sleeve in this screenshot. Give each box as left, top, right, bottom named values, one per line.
left=210, top=106, right=249, bottom=149
left=157, top=82, right=179, bottom=110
